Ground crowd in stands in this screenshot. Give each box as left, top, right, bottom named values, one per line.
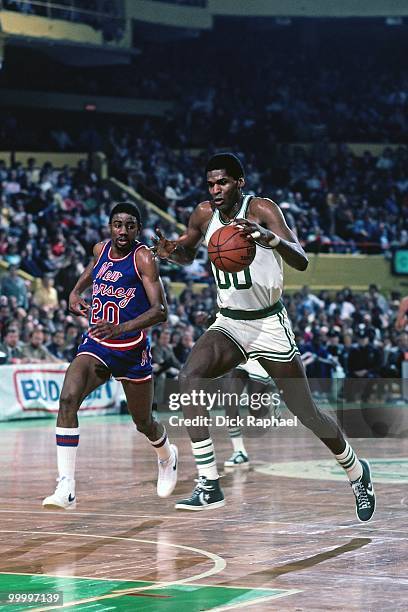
left=0, top=16, right=406, bottom=398
left=1, top=230, right=406, bottom=403
left=112, top=134, right=408, bottom=255
left=1, top=20, right=406, bottom=143
left=0, top=154, right=406, bottom=397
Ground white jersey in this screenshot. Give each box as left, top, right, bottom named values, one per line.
left=204, top=195, right=283, bottom=313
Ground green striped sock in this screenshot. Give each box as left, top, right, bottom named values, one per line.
left=228, top=427, right=246, bottom=454
left=192, top=438, right=219, bottom=480
left=335, top=441, right=363, bottom=482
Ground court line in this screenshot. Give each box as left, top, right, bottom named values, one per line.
left=0, top=571, right=297, bottom=591
left=0, top=510, right=401, bottom=535
left=0, top=508, right=237, bottom=522
left=2, top=510, right=405, bottom=541
left=0, top=509, right=359, bottom=527
left=211, top=589, right=302, bottom=611
left=0, top=529, right=226, bottom=611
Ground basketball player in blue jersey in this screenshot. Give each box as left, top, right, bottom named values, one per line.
left=43, top=202, right=178, bottom=510
left=153, top=153, right=375, bottom=522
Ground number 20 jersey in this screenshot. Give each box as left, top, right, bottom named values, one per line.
left=89, top=240, right=151, bottom=349
left=203, top=195, right=284, bottom=312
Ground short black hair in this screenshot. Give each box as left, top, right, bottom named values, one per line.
left=109, top=202, right=142, bottom=226
left=205, top=153, right=245, bottom=180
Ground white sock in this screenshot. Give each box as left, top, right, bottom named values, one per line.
left=192, top=438, right=219, bottom=480
left=335, top=441, right=363, bottom=482
left=228, top=427, right=247, bottom=454
left=56, top=427, right=79, bottom=481
left=150, top=429, right=172, bottom=462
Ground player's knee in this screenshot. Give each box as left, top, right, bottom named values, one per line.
left=59, top=391, right=80, bottom=416
left=179, top=363, right=203, bottom=389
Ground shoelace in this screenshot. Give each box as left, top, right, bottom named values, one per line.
left=191, top=477, right=212, bottom=496
left=229, top=452, right=245, bottom=463
left=352, top=481, right=371, bottom=509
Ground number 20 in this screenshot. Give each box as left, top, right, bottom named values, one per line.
left=90, top=299, right=119, bottom=325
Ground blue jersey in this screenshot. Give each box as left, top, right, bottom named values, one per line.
left=88, top=240, right=151, bottom=351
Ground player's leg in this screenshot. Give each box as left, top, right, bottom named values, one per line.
left=43, top=355, right=110, bottom=510
left=223, top=369, right=249, bottom=468
left=122, top=378, right=178, bottom=498
left=176, top=330, right=245, bottom=511
left=259, top=355, right=375, bottom=521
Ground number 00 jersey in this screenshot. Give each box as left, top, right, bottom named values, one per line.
left=204, top=195, right=283, bottom=314
left=88, top=240, right=151, bottom=349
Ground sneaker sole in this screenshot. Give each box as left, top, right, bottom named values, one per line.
left=175, top=499, right=226, bottom=511
left=356, top=459, right=375, bottom=522
left=42, top=501, right=77, bottom=510
left=224, top=462, right=250, bottom=470
left=157, top=444, right=179, bottom=498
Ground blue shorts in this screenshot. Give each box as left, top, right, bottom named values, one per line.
left=76, top=331, right=152, bottom=383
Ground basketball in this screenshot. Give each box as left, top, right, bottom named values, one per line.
left=208, top=225, right=256, bottom=273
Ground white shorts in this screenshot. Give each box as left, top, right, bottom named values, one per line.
left=236, top=359, right=271, bottom=383
left=209, top=305, right=299, bottom=363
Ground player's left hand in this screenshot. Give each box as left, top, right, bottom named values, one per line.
left=89, top=320, right=121, bottom=340
left=234, top=218, right=275, bottom=247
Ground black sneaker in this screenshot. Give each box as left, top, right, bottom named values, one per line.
left=175, top=476, right=225, bottom=511
left=351, top=459, right=376, bottom=522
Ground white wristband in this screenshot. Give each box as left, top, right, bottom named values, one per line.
left=268, top=234, right=281, bottom=248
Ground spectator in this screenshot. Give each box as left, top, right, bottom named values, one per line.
left=344, top=328, right=383, bottom=402
left=21, top=327, right=61, bottom=363
left=33, top=274, right=59, bottom=311
left=47, top=329, right=70, bottom=361
left=174, top=330, right=194, bottom=365
left=0, top=326, right=25, bottom=364
left=0, top=265, right=28, bottom=310
left=151, top=329, right=181, bottom=409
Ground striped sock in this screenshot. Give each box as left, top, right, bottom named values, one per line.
left=335, top=441, right=363, bottom=482
left=150, top=429, right=171, bottom=462
left=56, top=427, right=79, bottom=480
left=192, top=438, right=219, bottom=480
left=228, top=427, right=247, bottom=454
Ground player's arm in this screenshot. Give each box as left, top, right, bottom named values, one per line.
left=89, top=248, right=167, bottom=340
left=69, top=242, right=104, bottom=316
left=152, top=204, right=207, bottom=265
left=396, top=296, right=408, bottom=331
left=236, top=198, right=308, bottom=271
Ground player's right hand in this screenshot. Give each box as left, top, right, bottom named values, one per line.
left=69, top=292, right=90, bottom=316
left=151, top=228, right=178, bottom=259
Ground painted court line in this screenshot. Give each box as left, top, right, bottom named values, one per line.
left=0, top=508, right=306, bottom=526
left=0, top=510, right=394, bottom=535
left=210, top=589, right=302, bottom=611
left=0, top=529, right=226, bottom=611
left=0, top=572, right=298, bottom=592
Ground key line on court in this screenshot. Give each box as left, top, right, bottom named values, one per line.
left=0, top=529, right=226, bottom=611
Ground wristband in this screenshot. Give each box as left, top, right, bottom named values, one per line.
left=268, top=234, right=281, bottom=248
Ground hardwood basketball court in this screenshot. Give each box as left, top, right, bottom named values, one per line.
left=0, top=412, right=406, bottom=611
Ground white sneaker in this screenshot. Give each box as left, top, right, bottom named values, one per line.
left=42, top=476, right=76, bottom=510
left=157, top=444, right=178, bottom=498
left=224, top=450, right=249, bottom=469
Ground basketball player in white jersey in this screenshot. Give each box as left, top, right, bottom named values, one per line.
left=153, top=153, right=375, bottom=521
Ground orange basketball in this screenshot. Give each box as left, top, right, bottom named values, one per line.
left=208, top=225, right=256, bottom=273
